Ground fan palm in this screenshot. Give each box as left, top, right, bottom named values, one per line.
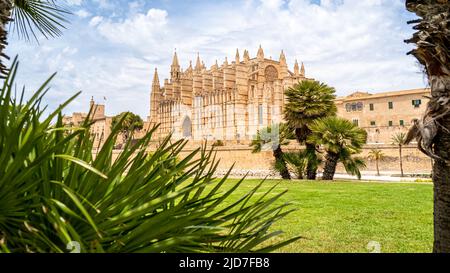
left=251, top=123, right=294, bottom=180
left=404, top=0, right=450, bottom=253
left=368, top=149, right=385, bottom=177
left=0, top=0, right=69, bottom=78
left=284, top=80, right=337, bottom=180
left=392, top=132, right=407, bottom=177
left=309, top=117, right=367, bottom=181
left=283, top=151, right=307, bottom=179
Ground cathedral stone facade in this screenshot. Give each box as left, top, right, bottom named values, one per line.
left=149, top=46, right=309, bottom=142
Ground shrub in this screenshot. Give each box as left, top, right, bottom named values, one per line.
left=284, top=151, right=307, bottom=179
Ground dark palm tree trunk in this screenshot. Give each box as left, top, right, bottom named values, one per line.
left=273, top=145, right=291, bottom=180
left=305, top=143, right=317, bottom=180
left=432, top=118, right=450, bottom=253
left=399, top=145, right=404, bottom=177
left=295, top=127, right=317, bottom=180
left=322, top=152, right=339, bottom=181
left=405, top=0, right=450, bottom=253
left=0, top=0, right=12, bottom=78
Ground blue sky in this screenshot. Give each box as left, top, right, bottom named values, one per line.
left=7, top=0, right=424, bottom=118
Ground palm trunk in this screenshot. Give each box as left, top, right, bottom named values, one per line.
left=295, top=127, right=317, bottom=180
left=405, top=0, right=450, bottom=253
left=399, top=145, right=404, bottom=177
left=432, top=94, right=450, bottom=253
left=0, top=0, right=13, bottom=78
left=431, top=76, right=450, bottom=253
left=306, top=143, right=317, bottom=180
left=322, top=152, right=339, bottom=181
left=273, top=145, right=291, bottom=180
left=376, top=159, right=380, bottom=176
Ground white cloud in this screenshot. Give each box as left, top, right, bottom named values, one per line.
left=66, top=0, right=83, bottom=6
left=7, top=0, right=425, bottom=119
left=96, top=9, right=168, bottom=48
left=89, top=16, right=104, bottom=27
left=75, top=9, right=91, bottom=18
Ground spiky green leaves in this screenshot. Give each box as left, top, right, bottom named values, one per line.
left=284, top=80, right=337, bottom=138
left=309, top=117, right=367, bottom=179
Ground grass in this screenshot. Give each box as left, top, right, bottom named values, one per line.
left=220, top=179, right=433, bottom=253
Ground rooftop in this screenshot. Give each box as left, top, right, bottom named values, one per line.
left=335, top=88, right=430, bottom=102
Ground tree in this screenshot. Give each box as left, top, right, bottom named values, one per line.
left=309, top=117, right=367, bottom=181
left=284, top=80, right=337, bottom=180
left=392, top=132, right=407, bottom=177
left=284, top=151, right=307, bottom=179
left=368, top=149, right=385, bottom=177
left=0, top=0, right=69, bottom=78
left=251, top=123, right=294, bottom=180
left=112, top=111, right=144, bottom=144
left=404, top=0, right=450, bottom=252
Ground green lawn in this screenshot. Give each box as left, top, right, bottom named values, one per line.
left=223, top=179, right=433, bottom=253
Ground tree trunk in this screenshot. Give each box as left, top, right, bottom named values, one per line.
left=322, top=152, right=339, bottom=181
left=404, top=0, right=450, bottom=253
left=306, top=143, right=317, bottom=180
left=295, top=127, right=317, bottom=180
left=376, top=159, right=380, bottom=176
left=0, top=0, right=13, bottom=78
left=273, top=145, right=291, bottom=180
left=432, top=109, right=450, bottom=253
left=399, top=145, right=404, bottom=177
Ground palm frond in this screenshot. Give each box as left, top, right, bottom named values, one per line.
left=11, top=0, right=71, bottom=42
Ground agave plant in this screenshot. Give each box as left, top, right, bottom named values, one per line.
left=0, top=59, right=299, bottom=253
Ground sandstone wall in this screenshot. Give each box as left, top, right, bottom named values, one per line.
left=101, top=142, right=432, bottom=178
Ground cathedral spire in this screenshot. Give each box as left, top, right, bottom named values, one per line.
left=257, top=45, right=264, bottom=60
left=300, top=62, right=305, bottom=76
left=224, top=57, right=228, bottom=67
left=294, top=59, right=299, bottom=76
left=243, top=49, right=250, bottom=62
left=235, top=48, right=240, bottom=64
left=171, top=50, right=180, bottom=80
left=152, top=68, right=160, bottom=86
left=171, top=50, right=179, bottom=68
left=195, top=52, right=202, bottom=71
left=279, top=50, right=286, bottom=65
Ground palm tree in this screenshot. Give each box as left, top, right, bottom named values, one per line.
left=392, top=132, right=407, bottom=177
left=251, top=123, right=293, bottom=180
left=0, top=0, right=69, bottom=77
left=111, top=111, right=144, bottom=144
left=283, top=151, right=307, bottom=179
left=284, top=80, right=337, bottom=180
left=404, top=0, right=450, bottom=252
left=308, top=117, right=367, bottom=181
left=368, top=149, right=385, bottom=176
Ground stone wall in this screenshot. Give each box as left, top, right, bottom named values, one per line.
left=107, top=142, right=431, bottom=177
